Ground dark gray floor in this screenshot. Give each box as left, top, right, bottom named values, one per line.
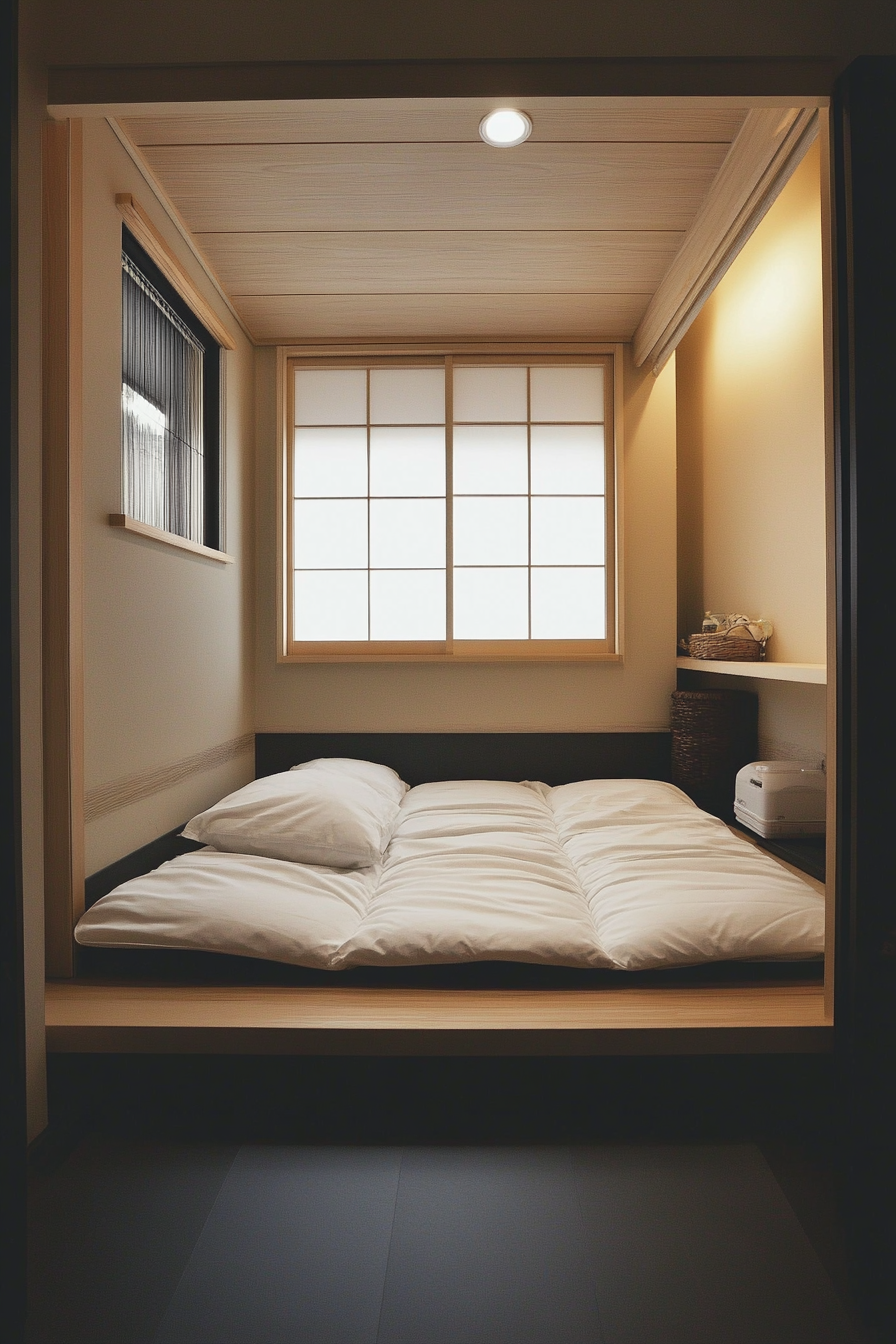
left=28, top=1140, right=869, bottom=1344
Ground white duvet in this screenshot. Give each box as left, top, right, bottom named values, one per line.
left=75, top=779, right=824, bottom=971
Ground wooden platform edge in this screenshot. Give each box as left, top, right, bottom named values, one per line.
left=46, top=982, right=832, bottom=1056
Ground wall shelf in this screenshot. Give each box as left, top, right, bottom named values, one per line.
left=676, top=657, right=826, bottom=684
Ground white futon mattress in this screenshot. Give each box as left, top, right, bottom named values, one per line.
left=74, top=779, right=824, bottom=971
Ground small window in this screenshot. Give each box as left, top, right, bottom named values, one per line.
left=283, top=353, right=617, bottom=660
left=121, top=228, right=221, bottom=549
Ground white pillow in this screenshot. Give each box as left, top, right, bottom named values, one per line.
left=182, top=767, right=400, bottom=867
left=289, top=757, right=408, bottom=805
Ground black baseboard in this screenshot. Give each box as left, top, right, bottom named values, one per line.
left=255, top=731, right=672, bottom=788
left=73, top=943, right=823, bottom=987
left=84, top=825, right=204, bottom=910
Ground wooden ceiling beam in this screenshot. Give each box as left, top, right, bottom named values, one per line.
left=632, top=107, right=818, bottom=372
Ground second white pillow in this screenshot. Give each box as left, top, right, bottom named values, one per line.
left=182, top=767, right=400, bottom=867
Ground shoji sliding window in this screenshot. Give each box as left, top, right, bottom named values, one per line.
left=284, top=354, right=616, bottom=660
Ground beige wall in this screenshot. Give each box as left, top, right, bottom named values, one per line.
left=80, top=119, right=256, bottom=873
left=255, top=347, right=678, bottom=733
left=676, top=137, right=827, bottom=761
left=677, top=139, right=826, bottom=662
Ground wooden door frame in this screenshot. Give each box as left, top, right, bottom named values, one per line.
left=3, top=2, right=27, bottom=1339
left=42, top=117, right=84, bottom=978
left=830, top=56, right=896, bottom=1333
left=31, top=42, right=896, bottom=1340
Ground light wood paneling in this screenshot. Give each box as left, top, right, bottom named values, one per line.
left=197, top=230, right=680, bottom=296
left=139, top=142, right=729, bottom=234
left=122, top=106, right=747, bottom=146
left=84, top=731, right=252, bottom=823
left=634, top=108, right=818, bottom=369
left=42, top=120, right=85, bottom=979
left=45, top=981, right=829, bottom=1055
left=237, top=293, right=649, bottom=342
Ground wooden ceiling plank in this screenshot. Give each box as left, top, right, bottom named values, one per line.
left=140, top=141, right=728, bottom=234
left=195, top=229, right=683, bottom=295
left=122, top=107, right=747, bottom=146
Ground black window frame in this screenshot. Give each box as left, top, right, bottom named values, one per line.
left=121, top=225, right=222, bottom=552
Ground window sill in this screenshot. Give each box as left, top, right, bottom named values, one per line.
left=109, top=514, right=234, bottom=563
left=280, top=644, right=622, bottom=664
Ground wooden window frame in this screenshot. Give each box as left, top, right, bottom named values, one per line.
left=277, top=344, right=623, bottom=663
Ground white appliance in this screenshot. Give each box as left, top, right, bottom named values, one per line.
left=734, top=761, right=826, bottom=838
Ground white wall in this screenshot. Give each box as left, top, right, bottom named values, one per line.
left=255, top=348, right=678, bottom=734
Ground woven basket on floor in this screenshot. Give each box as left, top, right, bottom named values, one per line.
left=670, top=688, right=758, bottom=801
left=688, top=633, right=763, bottom=661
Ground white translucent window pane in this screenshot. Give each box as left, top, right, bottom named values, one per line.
left=294, top=427, right=368, bottom=498
left=295, top=369, right=366, bottom=425
left=530, top=568, right=606, bottom=639
left=530, top=366, right=604, bottom=422
left=370, top=368, right=445, bottom=424
left=453, top=497, right=529, bottom=566
left=370, top=499, right=445, bottom=568
left=453, top=366, right=527, bottom=422
left=370, top=427, right=445, bottom=497
left=293, top=499, right=367, bottom=568
left=530, top=425, right=605, bottom=495
left=294, top=571, right=368, bottom=640
left=453, top=425, right=528, bottom=494
left=453, top=568, right=529, bottom=639
left=530, top=497, right=605, bottom=565
left=370, top=570, right=446, bottom=640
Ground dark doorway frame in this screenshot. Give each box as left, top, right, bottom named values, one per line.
left=2, top=4, right=26, bottom=1344
left=9, top=49, right=894, bottom=1342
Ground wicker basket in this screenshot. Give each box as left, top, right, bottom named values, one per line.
left=688, top=633, right=763, bottom=661
left=670, top=688, right=758, bottom=813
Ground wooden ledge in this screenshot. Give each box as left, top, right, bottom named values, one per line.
left=46, top=981, right=831, bottom=1056
left=109, top=514, right=234, bottom=563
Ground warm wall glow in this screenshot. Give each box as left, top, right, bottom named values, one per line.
left=709, top=216, right=822, bottom=370
left=676, top=138, right=827, bottom=671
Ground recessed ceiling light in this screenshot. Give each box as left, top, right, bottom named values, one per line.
left=479, top=108, right=532, bottom=148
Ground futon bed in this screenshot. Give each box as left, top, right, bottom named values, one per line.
left=74, top=760, right=824, bottom=972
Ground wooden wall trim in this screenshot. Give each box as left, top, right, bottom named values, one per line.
left=115, top=192, right=236, bottom=350
left=46, top=59, right=838, bottom=112
left=633, top=108, right=818, bottom=372
left=84, top=732, right=254, bottom=824
left=42, top=119, right=84, bottom=978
